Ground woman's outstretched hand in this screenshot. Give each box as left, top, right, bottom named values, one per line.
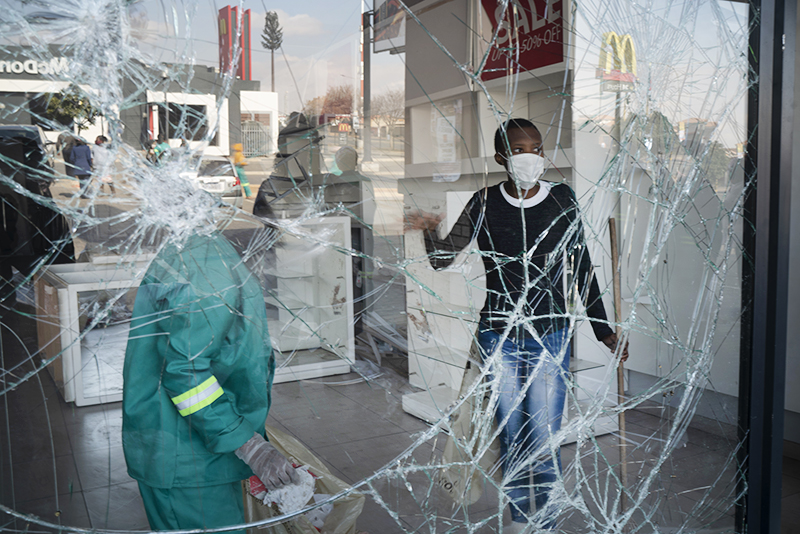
left=602, top=333, right=630, bottom=362
left=404, top=210, right=444, bottom=233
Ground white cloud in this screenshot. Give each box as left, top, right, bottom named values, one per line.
left=264, top=9, right=326, bottom=39
left=251, top=48, right=349, bottom=111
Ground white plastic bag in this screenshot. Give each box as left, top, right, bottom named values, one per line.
left=436, top=341, right=502, bottom=505
left=243, top=424, right=365, bottom=534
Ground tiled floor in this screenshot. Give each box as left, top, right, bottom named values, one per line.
left=1, top=304, right=799, bottom=533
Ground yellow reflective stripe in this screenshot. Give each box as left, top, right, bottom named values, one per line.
left=171, top=376, right=217, bottom=404
left=170, top=376, right=224, bottom=416
left=177, top=386, right=224, bottom=416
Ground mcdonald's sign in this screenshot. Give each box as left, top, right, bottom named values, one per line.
left=596, top=31, right=637, bottom=92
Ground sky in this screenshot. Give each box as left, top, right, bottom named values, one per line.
left=132, top=0, right=406, bottom=114
left=2, top=0, right=747, bottom=144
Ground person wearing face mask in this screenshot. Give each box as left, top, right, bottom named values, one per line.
left=406, top=118, right=628, bottom=532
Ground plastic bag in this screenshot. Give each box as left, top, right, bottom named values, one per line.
left=436, top=341, right=502, bottom=505
left=243, top=424, right=365, bottom=534
left=248, top=467, right=316, bottom=515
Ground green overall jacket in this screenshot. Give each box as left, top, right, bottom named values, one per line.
left=122, top=232, right=274, bottom=488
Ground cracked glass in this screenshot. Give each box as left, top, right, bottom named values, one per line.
left=0, top=0, right=751, bottom=532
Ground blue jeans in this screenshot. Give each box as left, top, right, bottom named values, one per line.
left=477, top=327, right=570, bottom=524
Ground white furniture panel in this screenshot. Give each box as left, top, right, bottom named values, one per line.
left=36, top=256, right=154, bottom=406
left=267, top=217, right=355, bottom=383
left=35, top=217, right=357, bottom=404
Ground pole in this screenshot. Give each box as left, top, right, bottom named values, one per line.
left=362, top=10, right=372, bottom=162
left=610, top=83, right=626, bottom=515
left=609, top=217, right=628, bottom=514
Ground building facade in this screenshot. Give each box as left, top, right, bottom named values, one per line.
left=0, top=46, right=277, bottom=156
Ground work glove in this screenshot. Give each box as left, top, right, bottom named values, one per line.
left=235, top=432, right=299, bottom=491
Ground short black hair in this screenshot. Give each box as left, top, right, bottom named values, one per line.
left=494, top=118, right=540, bottom=154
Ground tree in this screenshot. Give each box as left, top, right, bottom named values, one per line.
left=322, top=85, right=354, bottom=116
left=372, top=88, right=404, bottom=149
left=302, top=85, right=354, bottom=121
left=261, top=11, right=283, bottom=93
left=302, top=95, right=325, bottom=119
left=46, top=85, right=100, bottom=135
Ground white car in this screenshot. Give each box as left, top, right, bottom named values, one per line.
left=181, top=156, right=243, bottom=208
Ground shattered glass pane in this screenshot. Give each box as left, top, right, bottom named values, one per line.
left=0, top=0, right=752, bottom=532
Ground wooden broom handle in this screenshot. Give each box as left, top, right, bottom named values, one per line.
left=609, top=217, right=628, bottom=512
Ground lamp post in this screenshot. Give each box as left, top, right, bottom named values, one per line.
left=362, top=9, right=372, bottom=163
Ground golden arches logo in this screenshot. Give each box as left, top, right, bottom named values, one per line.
left=599, top=31, right=637, bottom=77
left=219, top=19, right=227, bottom=36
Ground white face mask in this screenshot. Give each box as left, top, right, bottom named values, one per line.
left=506, top=153, right=546, bottom=190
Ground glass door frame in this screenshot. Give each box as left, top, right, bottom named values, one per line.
left=738, top=0, right=795, bottom=532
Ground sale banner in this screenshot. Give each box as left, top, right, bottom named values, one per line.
left=479, top=0, right=564, bottom=81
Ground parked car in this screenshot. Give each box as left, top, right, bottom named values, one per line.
left=180, top=156, right=243, bottom=209
left=0, top=125, right=75, bottom=303
left=0, top=124, right=56, bottom=174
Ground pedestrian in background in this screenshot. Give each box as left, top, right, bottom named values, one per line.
left=145, top=139, right=157, bottom=164
left=232, top=143, right=253, bottom=199
left=69, top=138, right=93, bottom=198
left=92, top=135, right=115, bottom=195
left=153, top=133, right=171, bottom=166
left=58, top=131, right=78, bottom=178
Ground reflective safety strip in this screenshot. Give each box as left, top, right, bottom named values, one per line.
left=170, top=376, right=224, bottom=416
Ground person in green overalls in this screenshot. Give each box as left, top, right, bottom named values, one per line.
left=232, top=143, right=254, bottom=198
left=122, top=230, right=299, bottom=533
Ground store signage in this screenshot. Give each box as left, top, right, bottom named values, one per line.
left=218, top=5, right=250, bottom=80
left=596, top=32, right=637, bottom=92
left=480, top=0, right=563, bottom=81
left=0, top=56, right=69, bottom=77
left=219, top=6, right=234, bottom=76
left=374, top=0, right=405, bottom=54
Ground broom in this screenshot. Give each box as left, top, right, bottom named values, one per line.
left=608, top=217, right=628, bottom=514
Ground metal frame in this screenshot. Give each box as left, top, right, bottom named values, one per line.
left=737, top=0, right=795, bottom=531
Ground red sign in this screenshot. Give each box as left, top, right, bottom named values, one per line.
left=480, top=0, right=563, bottom=81
left=218, top=6, right=235, bottom=75
left=241, top=8, right=251, bottom=81
left=218, top=6, right=252, bottom=80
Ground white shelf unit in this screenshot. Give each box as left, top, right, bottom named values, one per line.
left=268, top=217, right=355, bottom=383
left=35, top=257, right=154, bottom=406
left=34, top=217, right=356, bottom=404
left=402, top=189, right=485, bottom=417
